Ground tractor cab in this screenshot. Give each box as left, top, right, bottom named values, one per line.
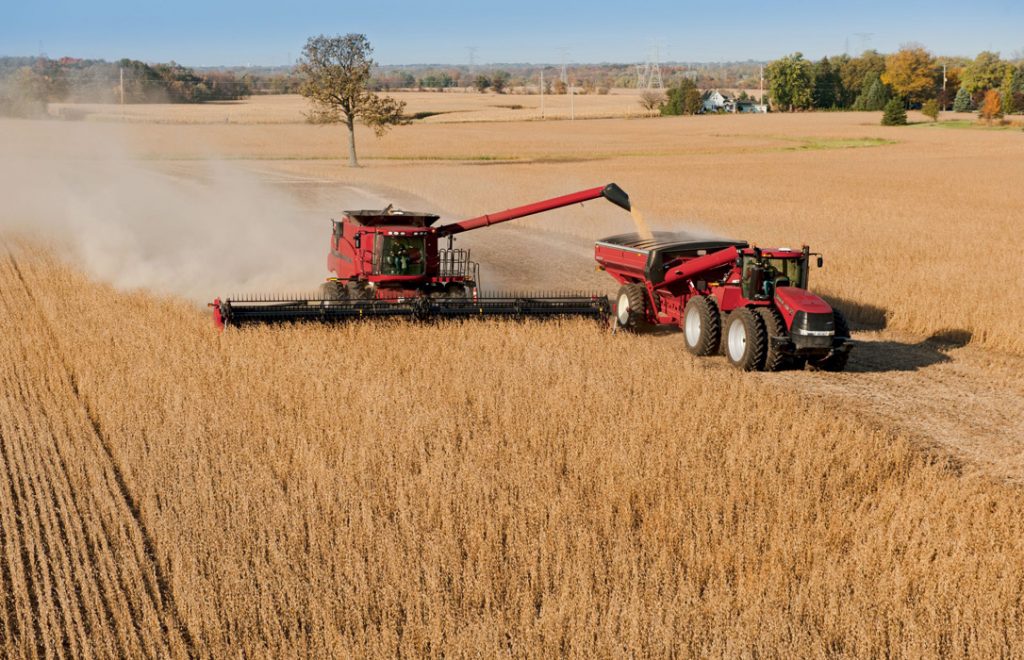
left=737, top=246, right=820, bottom=301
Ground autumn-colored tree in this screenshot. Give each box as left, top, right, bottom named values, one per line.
left=297, top=34, right=407, bottom=167
left=978, top=89, right=1002, bottom=123
left=921, top=99, right=940, bottom=121
left=881, top=46, right=937, bottom=105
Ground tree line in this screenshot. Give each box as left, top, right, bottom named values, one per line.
left=765, top=48, right=1024, bottom=116
left=0, top=56, right=253, bottom=116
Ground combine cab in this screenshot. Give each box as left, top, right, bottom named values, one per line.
left=595, top=232, right=854, bottom=371
left=212, top=184, right=632, bottom=328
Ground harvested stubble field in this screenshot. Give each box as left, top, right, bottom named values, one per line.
left=2, top=98, right=1024, bottom=656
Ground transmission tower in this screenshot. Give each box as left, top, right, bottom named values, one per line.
left=635, top=46, right=664, bottom=90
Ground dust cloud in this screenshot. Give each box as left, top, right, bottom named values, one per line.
left=0, top=123, right=387, bottom=302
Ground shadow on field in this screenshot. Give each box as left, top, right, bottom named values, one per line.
left=821, top=294, right=889, bottom=330
left=847, top=329, right=973, bottom=373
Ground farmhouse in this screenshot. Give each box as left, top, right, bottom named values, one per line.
left=701, top=89, right=732, bottom=113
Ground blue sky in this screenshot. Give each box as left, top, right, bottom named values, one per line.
left=3, top=0, right=1022, bottom=66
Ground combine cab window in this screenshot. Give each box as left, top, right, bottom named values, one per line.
left=376, top=236, right=426, bottom=275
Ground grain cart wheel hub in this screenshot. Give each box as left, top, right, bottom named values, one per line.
left=617, top=291, right=632, bottom=326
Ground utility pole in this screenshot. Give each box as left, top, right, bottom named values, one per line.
left=569, top=73, right=574, bottom=120
left=539, top=69, right=545, bottom=118
left=942, top=63, right=948, bottom=110
left=119, top=67, right=125, bottom=107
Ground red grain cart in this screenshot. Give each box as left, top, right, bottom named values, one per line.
left=595, top=232, right=853, bottom=371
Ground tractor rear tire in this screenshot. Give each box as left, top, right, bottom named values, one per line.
left=808, top=308, right=851, bottom=372
left=318, top=281, right=346, bottom=301
left=756, top=306, right=788, bottom=372
left=724, top=307, right=767, bottom=371
left=682, top=296, right=721, bottom=356
left=615, top=284, right=650, bottom=332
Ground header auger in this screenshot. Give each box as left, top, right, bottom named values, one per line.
left=211, top=184, right=631, bottom=328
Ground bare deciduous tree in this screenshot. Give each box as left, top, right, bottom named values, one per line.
left=297, top=34, right=406, bottom=167
left=638, top=90, right=665, bottom=113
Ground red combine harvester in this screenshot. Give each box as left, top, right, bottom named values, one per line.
left=212, top=183, right=632, bottom=327
left=595, top=232, right=854, bottom=371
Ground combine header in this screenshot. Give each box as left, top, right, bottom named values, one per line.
left=212, top=184, right=632, bottom=328
left=595, top=232, right=854, bottom=371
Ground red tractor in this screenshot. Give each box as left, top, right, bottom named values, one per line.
left=212, top=184, right=632, bottom=327
left=595, top=232, right=853, bottom=371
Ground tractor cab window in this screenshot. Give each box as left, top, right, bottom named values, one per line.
left=741, top=256, right=805, bottom=299
left=764, top=257, right=804, bottom=289
left=376, top=236, right=426, bottom=275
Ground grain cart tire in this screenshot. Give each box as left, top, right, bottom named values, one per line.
left=615, top=284, right=650, bottom=332
left=682, top=296, right=721, bottom=356
left=756, top=306, right=789, bottom=372
left=724, top=307, right=767, bottom=371
left=808, top=308, right=851, bottom=372
left=317, top=281, right=346, bottom=301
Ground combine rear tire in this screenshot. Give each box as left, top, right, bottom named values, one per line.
left=724, top=307, right=767, bottom=371
left=756, top=306, right=788, bottom=372
left=615, top=284, right=650, bottom=332
left=808, top=308, right=851, bottom=372
left=682, top=296, right=721, bottom=356
left=318, top=281, right=346, bottom=301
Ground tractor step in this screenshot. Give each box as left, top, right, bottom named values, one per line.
left=211, top=292, right=610, bottom=329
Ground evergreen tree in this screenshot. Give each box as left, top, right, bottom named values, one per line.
left=812, top=56, right=841, bottom=108
left=952, top=86, right=973, bottom=112
left=1002, top=67, right=1018, bottom=115
left=881, top=98, right=907, bottom=125
left=852, top=75, right=888, bottom=111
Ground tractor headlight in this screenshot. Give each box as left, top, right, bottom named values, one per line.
left=791, top=311, right=834, bottom=337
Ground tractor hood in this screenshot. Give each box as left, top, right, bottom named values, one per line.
left=774, top=286, right=833, bottom=315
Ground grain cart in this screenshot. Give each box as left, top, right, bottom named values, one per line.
left=594, top=232, right=853, bottom=371
left=211, top=184, right=632, bottom=328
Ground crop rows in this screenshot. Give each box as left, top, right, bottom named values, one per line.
left=2, top=239, right=1023, bottom=656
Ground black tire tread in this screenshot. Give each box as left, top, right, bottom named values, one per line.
left=616, top=283, right=651, bottom=332
left=683, top=296, right=721, bottom=356
left=756, top=306, right=788, bottom=372
left=725, top=307, right=767, bottom=371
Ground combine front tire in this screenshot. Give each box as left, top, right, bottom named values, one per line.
left=318, top=281, right=346, bottom=301
left=615, top=284, right=650, bottom=332
left=724, top=308, right=767, bottom=371
left=682, top=296, right=721, bottom=356
left=808, top=308, right=851, bottom=372
left=756, top=306, right=788, bottom=372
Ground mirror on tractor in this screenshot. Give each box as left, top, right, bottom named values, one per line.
left=817, top=255, right=824, bottom=268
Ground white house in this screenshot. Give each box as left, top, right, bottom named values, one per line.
left=701, top=89, right=731, bottom=113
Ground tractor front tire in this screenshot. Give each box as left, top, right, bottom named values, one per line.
left=724, top=307, right=767, bottom=371
left=318, top=281, right=346, bottom=301
left=756, top=306, right=788, bottom=372
left=682, top=296, right=721, bottom=356
left=808, top=308, right=851, bottom=372
left=615, top=284, right=650, bottom=332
